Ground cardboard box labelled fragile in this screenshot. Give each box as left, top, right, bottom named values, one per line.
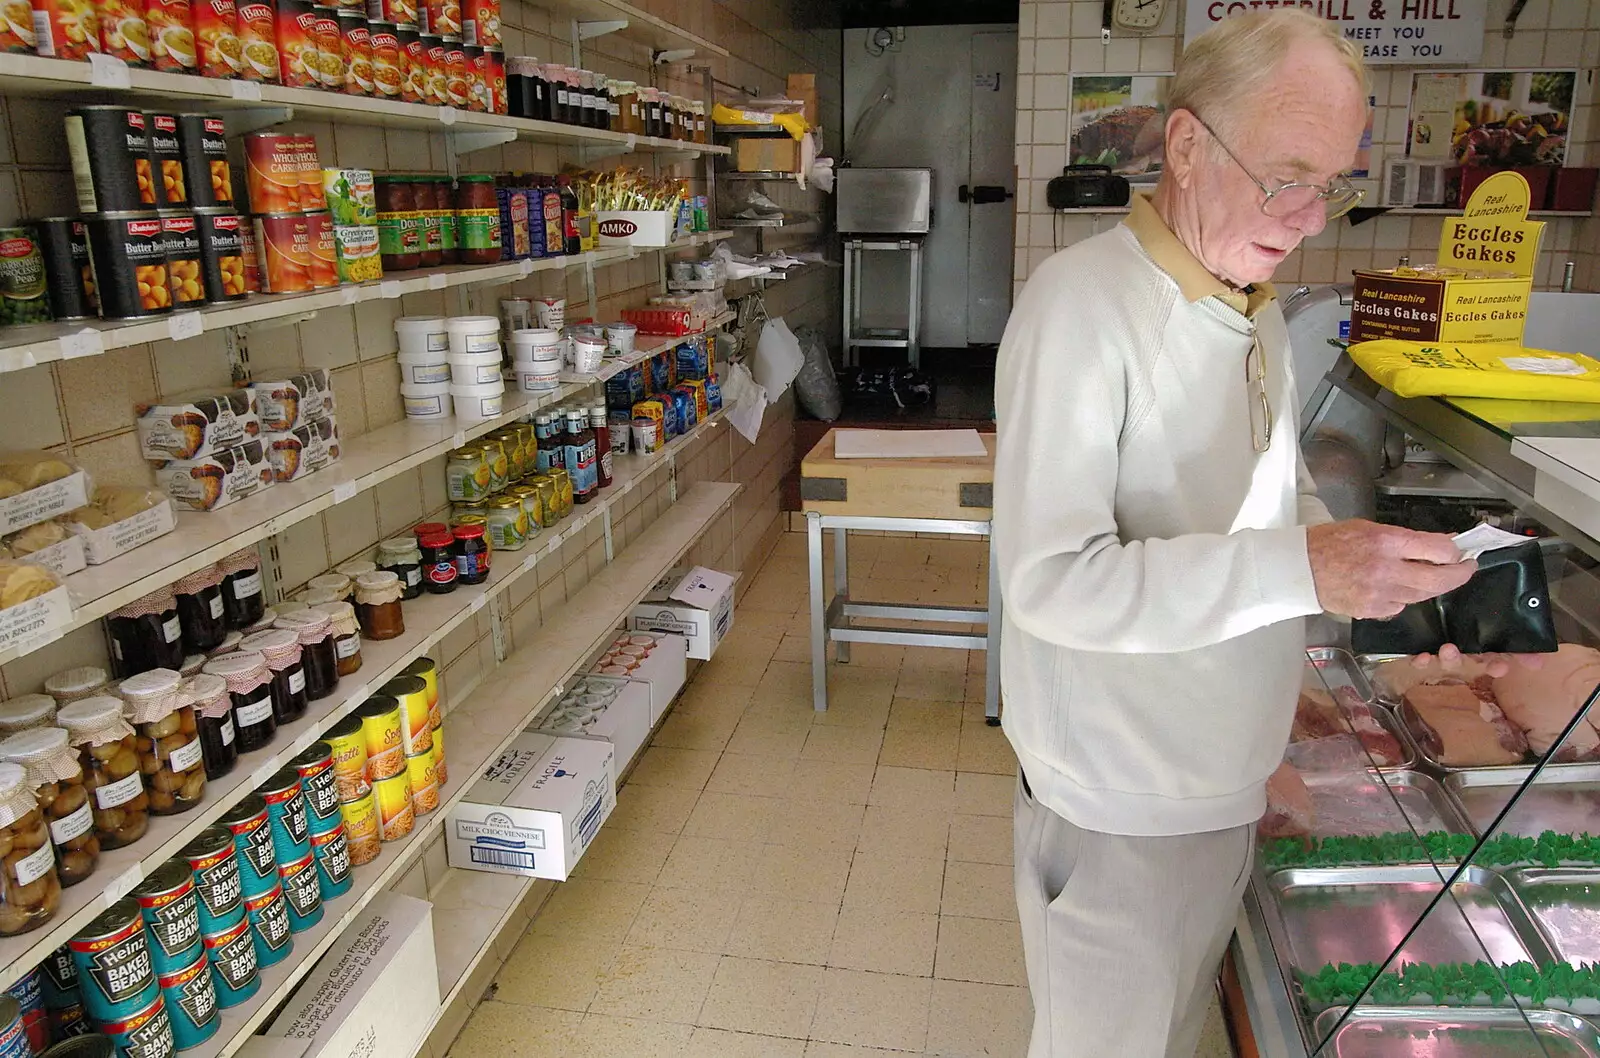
left=629, top=567, right=735, bottom=660
left=265, top=892, right=438, bottom=1058
left=733, top=136, right=799, bottom=173
left=536, top=675, right=653, bottom=771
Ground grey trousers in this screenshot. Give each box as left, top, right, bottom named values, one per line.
left=1013, top=773, right=1254, bottom=1058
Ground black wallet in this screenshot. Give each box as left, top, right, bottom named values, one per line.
left=1350, top=540, right=1558, bottom=656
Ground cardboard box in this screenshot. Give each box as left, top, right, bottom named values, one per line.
left=0, top=584, right=71, bottom=655
left=135, top=390, right=259, bottom=462
left=155, top=439, right=274, bottom=512
left=446, top=733, right=615, bottom=881
left=266, top=892, right=438, bottom=1058
left=733, top=136, right=799, bottom=173
left=537, top=675, right=653, bottom=771
left=265, top=415, right=339, bottom=483
left=592, top=631, right=686, bottom=723
left=236, top=1040, right=311, bottom=1058
left=629, top=566, right=735, bottom=660
left=10, top=535, right=86, bottom=579
left=787, top=73, right=817, bottom=127
left=0, top=470, right=90, bottom=536
left=595, top=210, right=676, bottom=248
left=250, top=370, right=328, bottom=432
left=66, top=497, right=176, bottom=565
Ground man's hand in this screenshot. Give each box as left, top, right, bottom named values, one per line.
left=1306, top=519, right=1478, bottom=619
left=1408, top=642, right=1546, bottom=679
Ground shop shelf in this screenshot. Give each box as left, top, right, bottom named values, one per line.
left=719, top=171, right=801, bottom=181
left=531, top=0, right=728, bottom=57
left=557, top=309, right=735, bottom=384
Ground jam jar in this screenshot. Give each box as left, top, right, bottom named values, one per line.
left=201, top=653, right=276, bottom=754
left=44, top=666, right=109, bottom=706
left=452, top=523, right=489, bottom=585
left=275, top=610, right=339, bottom=701
left=354, top=572, right=405, bottom=640
left=0, top=727, right=99, bottom=888
left=307, top=573, right=352, bottom=602
left=212, top=630, right=244, bottom=656
left=0, top=762, right=62, bottom=936
left=301, top=589, right=343, bottom=608
left=184, top=673, right=237, bottom=781
left=0, top=695, right=55, bottom=736
left=117, top=669, right=206, bottom=815
left=334, top=560, right=376, bottom=582
left=313, top=602, right=363, bottom=676
left=180, top=655, right=206, bottom=678
left=377, top=537, right=423, bottom=600
left=173, top=564, right=227, bottom=653
left=246, top=608, right=279, bottom=634
left=106, top=587, right=185, bottom=677
left=239, top=630, right=308, bottom=725
left=57, top=696, right=150, bottom=850
left=219, top=547, right=266, bottom=630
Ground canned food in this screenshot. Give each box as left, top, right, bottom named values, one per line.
left=47, top=1003, right=93, bottom=1044
left=219, top=794, right=277, bottom=899
left=446, top=445, right=489, bottom=503
left=158, top=211, right=205, bottom=307
left=397, top=23, right=422, bottom=102
left=382, top=676, right=432, bottom=756
left=304, top=210, right=337, bottom=288
left=244, top=132, right=299, bottom=213
left=405, top=749, right=437, bottom=814
left=485, top=45, right=503, bottom=114
left=95, top=992, right=175, bottom=1058
left=338, top=7, right=370, bottom=94
left=277, top=851, right=322, bottom=931
left=0, top=999, right=22, bottom=1058
left=463, top=42, right=485, bottom=112
left=180, top=826, right=244, bottom=934
left=200, top=915, right=258, bottom=1008
left=293, top=135, right=325, bottom=211
left=402, top=655, right=439, bottom=713
left=423, top=0, right=454, bottom=36
left=33, top=0, right=101, bottom=60
left=259, top=766, right=310, bottom=864
left=237, top=219, right=261, bottom=292
left=356, top=697, right=403, bottom=781
left=311, top=3, right=341, bottom=86
left=252, top=212, right=312, bottom=293
left=39, top=945, right=75, bottom=1004
left=243, top=884, right=292, bottom=967
left=486, top=494, right=527, bottom=550
left=142, top=114, right=183, bottom=208
left=146, top=0, right=195, bottom=70
left=332, top=224, right=380, bottom=282
left=69, top=899, right=157, bottom=1023
left=363, top=0, right=409, bottom=28
left=65, top=106, right=156, bottom=213
left=310, top=825, right=351, bottom=898
left=442, top=34, right=465, bottom=106
left=156, top=953, right=217, bottom=1050
left=370, top=770, right=413, bottom=840
left=431, top=724, right=446, bottom=784
left=289, top=743, right=340, bottom=834
left=85, top=212, right=169, bottom=319
left=94, top=0, right=149, bottom=64
left=234, top=0, right=277, bottom=81
left=461, top=0, right=491, bottom=44
left=274, top=0, right=317, bottom=87
left=338, top=789, right=379, bottom=864
left=194, top=208, right=248, bottom=301
left=0, top=228, right=51, bottom=328
left=323, top=715, right=368, bottom=800
left=176, top=114, right=232, bottom=208
left=368, top=19, right=400, bottom=97
left=4, top=969, right=46, bottom=1055
left=191, top=0, right=240, bottom=77
left=420, top=31, right=444, bottom=103
left=130, top=861, right=202, bottom=975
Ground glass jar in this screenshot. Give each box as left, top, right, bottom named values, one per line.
left=418, top=531, right=458, bottom=594
left=184, top=673, right=237, bottom=781
left=375, top=174, right=421, bottom=271
left=117, top=669, right=205, bottom=816
left=313, top=602, right=363, bottom=676
left=490, top=428, right=524, bottom=483
left=44, top=667, right=109, bottom=706
left=0, top=695, right=56, bottom=736
left=180, top=654, right=206, bottom=678
left=246, top=608, right=279, bottom=634
left=416, top=180, right=444, bottom=268
left=106, top=587, right=184, bottom=677
left=354, top=572, right=405, bottom=640
left=212, top=630, right=243, bottom=656
left=452, top=523, right=489, bottom=585
left=547, top=467, right=574, bottom=518
left=307, top=573, right=352, bottom=601
left=481, top=437, right=509, bottom=493
left=486, top=495, right=528, bottom=551
left=334, top=559, right=376, bottom=582
left=218, top=547, right=266, bottom=630
left=454, top=174, right=501, bottom=265
left=275, top=610, right=338, bottom=701
left=425, top=178, right=459, bottom=266
left=57, top=696, right=149, bottom=851
left=0, top=727, right=98, bottom=888
left=447, top=445, right=490, bottom=504
left=173, top=564, right=227, bottom=653
left=202, top=652, right=277, bottom=754
left=377, top=537, right=423, bottom=600
left=0, top=762, right=61, bottom=936
left=239, top=630, right=308, bottom=724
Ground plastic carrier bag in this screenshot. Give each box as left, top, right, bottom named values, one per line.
left=1349, top=339, right=1600, bottom=402
left=792, top=325, right=841, bottom=422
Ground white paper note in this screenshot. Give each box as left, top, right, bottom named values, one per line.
left=1453, top=522, right=1534, bottom=561
left=833, top=429, right=988, bottom=460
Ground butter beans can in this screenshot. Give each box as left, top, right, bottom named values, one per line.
left=356, top=697, right=404, bottom=781
left=277, top=852, right=323, bottom=932
left=181, top=827, right=245, bottom=935
left=156, top=952, right=218, bottom=1051
left=371, top=770, right=413, bottom=841
left=201, top=915, right=259, bottom=1008
left=339, top=789, right=379, bottom=865
left=65, top=107, right=157, bottom=213
left=259, top=767, right=311, bottom=865
left=219, top=794, right=278, bottom=899
left=130, top=861, right=202, bottom=976
left=159, top=210, right=205, bottom=308
left=310, top=825, right=352, bottom=899
left=324, top=715, right=369, bottom=800
left=290, top=742, right=342, bottom=835
left=85, top=212, right=170, bottom=319
left=243, top=885, right=293, bottom=967
left=95, top=992, right=176, bottom=1058
left=195, top=208, right=249, bottom=301
left=69, top=900, right=158, bottom=1024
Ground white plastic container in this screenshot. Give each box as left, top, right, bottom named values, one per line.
left=514, top=363, right=561, bottom=393
left=447, top=348, right=503, bottom=386
left=395, top=316, right=449, bottom=357
left=570, top=334, right=607, bottom=374
left=450, top=381, right=505, bottom=420
left=397, top=351, right=452, bottom=386
left=445, top=315, right=502, bottom=355
left=510, top=328, right=563, bottom=363
left=400, top=380, right=451, bottom=420
left=605, top=322, right=637, bottom=357
left=535, top=297, right=565, bottom=331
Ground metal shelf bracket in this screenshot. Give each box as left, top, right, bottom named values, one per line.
left=576, top=18, right=628, bottom=40
left=447, top=127, right=518, bottom=160
left=220, top=106, right=295, bottom=137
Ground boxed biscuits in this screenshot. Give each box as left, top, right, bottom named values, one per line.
left=135, top=389, right=259, bottom=461
left=251, top=369, right=329, bottom=432
left=0, top=453, right=90, bottom=537
left=155, top=439, right=274, bottom=511
left=62, top=487, right=177, bottom=564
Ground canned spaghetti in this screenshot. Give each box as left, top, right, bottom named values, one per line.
left=191, top=0, right=240, bottom=77
left=311, top=3, right=341, bottom=87
left=243, top=885, right=292, bottom=967
left=146, top=0, right=195, bottom=70
left=422, top=0, right=453, bottom=36
left=420, top=31, right=444, bottom=104
left=244, top=132, right=299, bottom=212
left=84, top=211, right=170, bottom=319
left=65, top=106, right=156, bottom=212
left=69, top=900, right=157, bottom=1024
left=195, top=208, right=248, bottom=301
left=371, top=770, right=413, bottom=841
left=442, top=33, right=465, bottom=106
left=397, top=23, right=422, bottom=102
left=338, top=789, right=379, bottom=864
left=275, top=0, right=317, bottom=87
left=156, top=952, right=218, bottom=1051
left=431, top=723, right=446, bottom=784
left=405, top=749, right=436, bottom=814
left=338, top=7, right=370, bottom=94
left=463, top=42, right=484, bottom=112
left=356, top=697, right=403, bottom=780
left=294, top=134, right=325, bottom=210
left=380, top=675, right=432, bottom=756
left=178, top=113, right=233, bottom=207
left=234, top=0, right=277, bottom=81
left=33, top=0, right=102, bottom=59
left=368, top=19, right=400, bottom=97
left=252, top=213, right=312, bottom=292
left=96, top=992, right=175, bottom=1058
left=323, top=714, right=368, bottom=800
left=277, top=852, right=322, bottom=931
left=201, top=915, right=258, bottom=1008
left=159, top=210, right=205, bottom=307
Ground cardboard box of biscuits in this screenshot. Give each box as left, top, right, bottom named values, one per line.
left=0, top=453, right=90, bottom=537
left=0, top=559, right=70, bottom=654
left=136, top=389, right=260, bottom=462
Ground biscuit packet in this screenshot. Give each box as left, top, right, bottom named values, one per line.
left=61, top=487, right=177, bottom=565
left=0, top=559, right=69, bottom=654
left=0, top=451, right=91, bottom=536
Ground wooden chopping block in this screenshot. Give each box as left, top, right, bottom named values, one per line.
left=800, top=429, right=995, bottom=521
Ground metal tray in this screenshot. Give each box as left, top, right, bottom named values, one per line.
left=1305, top=648, right=1420, bottom=770
left=1309, top=1007, right=1600, bottom=1058
left=1507, top=869, right=1600, bottom=966
left=1263, top=866, right=1556, bottom=974
left=1300, top=769, right=1472, bottom=840
left=1443, top=765, right=1600, bottom=837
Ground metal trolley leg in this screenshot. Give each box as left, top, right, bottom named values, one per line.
left=833, top=527, right=850, bottom=664
left=807, top=512, right=828, bottom=712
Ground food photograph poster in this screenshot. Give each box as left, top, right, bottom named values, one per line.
left=1068, top=74, right=1172, bottom=180
left=1408, top=70, right=1577, bottom=167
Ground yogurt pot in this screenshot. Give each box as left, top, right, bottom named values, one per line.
left=397, top=351, right=452, bottom=386
left=450, top=381, right=505, bottom=420
left=514, top=363, right=560, bottom=393
left=394, top=316, right=449, bottom=357
left=447, top=348, right=503, bottom=386
left=510, top=328, right=563, bottom=362
left=444, top=315, right=501, bottom=355
left=534, top=297, right=564, bottom=331
left=604, top=321, right=636, bottom=357
left=400, top=380, right=451, bottom=420
left=570, top=333, right=607, bottom=374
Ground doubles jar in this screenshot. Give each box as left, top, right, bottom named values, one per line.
left=354, top=572, right=405, bottom=640
left=117, top=669, right=206, bottom=815
left=106, top=587, right=184, bottom=678
left=238, top=630, right=308, bottom=724
left=57, top=697, right=149, bottom=851
left=313, top=601, right=363, bottom=676
left=0, top=728, right=98, bottom=888
left=274, top=610, right=339, bottom=701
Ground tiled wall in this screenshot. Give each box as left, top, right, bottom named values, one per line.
left=1013, top=0, right=1600, bottom=295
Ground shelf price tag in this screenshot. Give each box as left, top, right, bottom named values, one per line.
left=291, top=728, right=319, bottom=755
left=58, top=330, right=104, bottom=361
left=546, top=532, right=563, bottom=554
left=452, top=430, right=467, bottom=449
left=167, top=311, right=203, bottom=341
left=521, top=553, right=538, bottom=572
left=230, top=81, right=263, bottom=101
left=427, top=273, right=447, bottom=290
left=379, top=280, right=402, bottom=299
left=332, top=481, right=358, bottom=504
left=470, top=594, right=487, bottom=613
left=340, top=286, right=361, bottom=305
left=625, top=133, right=637, bottom=151
left=251, top=759, right=279, bottom=789
left=103, top=865, right=144, bottom=907
left=519, top=259, right=534, bottom=277
left=87, top=53, right=132, bottom=89
left=438, top=106, right=458, bottom=125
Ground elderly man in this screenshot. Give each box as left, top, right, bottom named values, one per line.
left=993, top=10, right=1482, bottom=1058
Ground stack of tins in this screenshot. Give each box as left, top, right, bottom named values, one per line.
left=254, top=768, right=324, bottom=934
left=244, top=131, right=337, bottom=294
left=219, top=795, right=294, bottom=970
left=132, top=859, right=220, bottom=1049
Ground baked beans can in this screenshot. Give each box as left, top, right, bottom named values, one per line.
left=200, top=915, right=259, bottom=1008
left=324, top=714, right=368, bottom=799
left=178, top=113, right=233, bottom=207
left=3, top=971, right=46, bottom=1056
left=337, top=7, right=369, bottom=93
left=94, top=0, right=147, bottom=63
left=181, top=826, right=245, bottom=935
left=192, top=0, right=240, bottom=76
left=290, top=741, right=341, bottom=833
left=34, top=217, right=96, bottom=320
left=219, top=794, right=278, bottom=898
left=243, top=884, right=293, bottom=967
left=47, top=1002, right=92, bottom=1043
left=244, top=131, right=300, bottom=212
left=304, top=210, right=337, bottom=287
left=65, top=106, right=156, bottom=213
left=39, top=945, right=76, bottom=1005
left=95, top=993, right=176, bottom=1058
left=234, top=0, right=277, bottom=81
left=129, top=860, right=203, bottom=976
left=85, top=211, right=170, bottom=319
left=460, top=0, right=491, bottom=45
left=294, top=133, right=325, bottom=209
left=310, top=825, right=351, bottom=898
left=69, top=900, right=158, bottom=1024
left=253, top=212, right=313, bottom=293
left=367, top=18, right=400, bottom=97
left=238, top=215, right=261, bottom=291
left=463, top=42, right=485, bottom=112
left=159, top=210, right=206, bottom=307
left=146, top=0, right=195, bottom=70
left=147, top=112, right=185, bottom=206
left=274, top=0, right=316, bottom=87
left=32, top=0, right=103, bottom=59
left=362, top=0, right=408, bottom=28
left=442, top=33, right=465, bottom=107
left=404, top=749, right=437, bottom=814
left=338, top=790, right=379, bottom=864
left=396, top=22, right=422, bottom=102
left=371, top=770, right=413, bottom=840
left=311, top=3, right=340, bottom=87
left=485, top=45, right=503, bottom=114
left=259, top=767, right=311, bottom=864
left=419, top=30, right=444, bottom=104
left=156, top=952, right=218, bottom=1051
left=422, top=0, right=452, bottom=36
left=277, top=852, right=323, bottom=932
left=195, top=208, right=249, bottom=301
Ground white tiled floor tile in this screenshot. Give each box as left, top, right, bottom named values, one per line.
left=527, top=878, right=650, bottom=941
left=941, top=860, right=1019, bottom=921
left=567, top=1013, right=694, bottom=1057
left=948, top=813, right=1014, bottom=866
left=697, top=956, right=826, bottom=1038
left=788, top=760, right=877, bottom=804
left=607, top=784, right=703, bottom=834
left=802, top=1044, right=907, bottom=1058
left=859, top=804, right=951, bottom=860
left=570, top=826, right=677, bottom=885
left=926, top=978, right=1032, bottom=1058
left=706, top=752, right=801, bottom=796
left=935, top=916, right=1029, bottom=986
left=765, top=798, right=867, bottom=850
left=655, top=836, right=765, bottom=892
left=493, top=929, right=619, bottom=1011
left=869, top=766, right=957, bottom=811
left=447, top=1001, right=581, bottom=1057
left=827, top=906, right=939, bottom=976
left=746, top=842, right=854, bottom=904
left=627, top=746, right=723, bottom=790
left=954, top=772, right=1017, bottom=817
left=843, top=852, right=946, bottom=915
left=627, top=887, right=741, bottom=953
left=800, top=724, right=885, bottom=764
left=811, top=968, right=933, bottom=1052
left=689, top=1026, right=808, bottom=1058
left=588, top=944, right=720, bottom=1023
left=683, top=792, right=783, bottom=843
left=724, top=895, right=840, bottom=965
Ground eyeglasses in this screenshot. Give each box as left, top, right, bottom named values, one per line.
left=1247, top=331, right=1272, bottom=454
left=1193, top=113, right=1366, bottom=221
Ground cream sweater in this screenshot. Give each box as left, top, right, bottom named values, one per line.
left=994, top=223, right=1331, bottom=837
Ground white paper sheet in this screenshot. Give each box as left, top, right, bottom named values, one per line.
left=723, top=362, right=766, bottom=443
left=833, top=429, right=988, bottom=460
left=1452, top=522, right=1534, bottom=561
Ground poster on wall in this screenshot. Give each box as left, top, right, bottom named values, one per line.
left=1068, top=75, right=1172, bottom=180
left=1185, top=1, right=1487, bottom=65
left=1407, top=70, right=1575, bottom=167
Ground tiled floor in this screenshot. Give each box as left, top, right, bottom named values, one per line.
left=448, top=532, right=1239, bottom=1058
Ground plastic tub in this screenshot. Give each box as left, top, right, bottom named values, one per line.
left=401, top=380, right=451, bottom=420
left=605, top=322, right=636, bottom=356
left=534, top=297, right=564, bottom=330
left=450, top=381, right=505, bottom=420
left=510, top=328, right=563, bottom=362
left=395, top=316, right=449, bottom=357
left=445, top=315, right=501, bottom=355
left=447, top=348, right=503, bottom=386
left=514, top=363, right=560, bottom=393
left=397, top=351, right=452, bottom=386
left=570, top=334, right=607, bottom=374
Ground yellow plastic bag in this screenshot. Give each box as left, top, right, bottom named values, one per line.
left=710, top=103, right=809, bottom=140
left=1348, top=339, right=1600, bottom=402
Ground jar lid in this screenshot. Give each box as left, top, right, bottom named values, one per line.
left=180, top=654, right=206, bottom=677
left=0, top=725, right=70, bottom=762
left=202, top=651, right=271, bottom=693
left=119, top=668, right=183, bottom=701
left=113, top=586, right=176, bottom=619
left=488, top=495, right=522, bottom=510
left=218, top=547, right=261, bottom=575
left=378, top=537, right=420, bottom=557
left=277, top=609, right=333, bottom=645
left=413, top=522, right=448, bottom=539
left=302, top=589, right=343, bottom=606
left=458, top=174, right=493, bottom=183
left=275, top=599, right=309, bottom=616
left=240, top=629, right=302, bottom=668
left=44, top=666, right=108, bottom=699
left=172, top=563, right=225, bottom=594
left=0, top=762, right=31, bottom=827
left=418, top=531, right=453, bottom=548
left=453, top=523, right=486, bottom=540
left=246, top=607, right=279, bottom=633
left=0, top=694, right=56, bottom=727
left=57, top=695, right=136, bottom=745
left=183, top=673, right=229, bottom=713
left=354, top=571, right=404, bottom=606
left=309, top=573, right=351, bottom=594
left=335, top=560, right=377, bottom=579
left=312, top=601, right=360, bottom=637
left=213, top=630, right=244, bottom=655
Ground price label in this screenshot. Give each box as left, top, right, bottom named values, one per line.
left=87, top=53, right=132, bottom=88
left=438, top=106, right=458, bottom=125
left=452, top=430, right=467, bottom=449
left=332, top=481, right=358, bottom=504
left=546, top=532, right=563, bottom=554
left=380, top=280, right=402, bottom=299
left=340, top=286, right=361, bottom=305
left=470, top=594, right=487, bottom=613
left=427, top=273, right=447, bottom=290
left=102, top=865, right=144, bottom=906
left=519, top=259, right=534, bottom=276
left=291, top=728, right=319, bottom=755
left=252, top=759, right=279, bottom=789
left=346, top=684, right=370, bottom=705
left=625, top=133, right=637, bottom=151
left=230, top=80, right=263, bottom=101
left=58, top=330, right=104, bottom=360
left=521, top=553, right=538, bottom=572
left=167, top=311, right=203, bottom=341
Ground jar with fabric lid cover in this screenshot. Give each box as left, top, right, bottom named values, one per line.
left=354, top=572, right=405, bottom=640
left=377, top=537, right=422, bottom=600
left=308, top=572, right=352, bottom=601
left=117, top=668, right=206, bottom=815
left=201, top=652, right=276, bottom=753
left=43, top=666, right=108, bottom=706
left=180, top=654, right=206, bottom=678
left=300, top=588, right=342, bottom=607
left=275, top=609, right=339, bottom=701
left=275, top=599, right=310, bottom=618
left=0, top=726, right=99, bottom=887
left=218, top=547, right=266, bottom=629
left=172, top=563, right=227, bottom=653
left=0, top=761, right=61, bottom=935
left=184, top=673, right=237, bottom=780
left=106, top=587, right=184, bottom=677
left=57, top=696, right=149, bottom=850
left=334, top=559, right=377, bottom=581
left=246, top=607, right=279, bottom=634
left=313, top=601, right=363, bottom=675
left=212, top=630, right=243, bottom=656
left=0, top=695, right=55, bottom=736
left=239, top=630, right=308, bottom=724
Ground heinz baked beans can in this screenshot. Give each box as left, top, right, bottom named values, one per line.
left=304, top=210, right=337, bottom=288
left=195, top=208, right=249, bottom=301
left=233, top=0, right=277, bottom=80
left=34, top=217, right=97, bottom=320
left=310, top=825, right=351, bottom=899
left=275, top=0, right=317, bottom=87
left=397, top=23, right=422, bottom=102
left=442, top=33, right=465, bottom=106
left=33, top=0, right=102, bottom=60
left=420, top=31, right=444, bottom=104
left=159, top=210, right=206, bottom=308
left=244, top=132, right=300, bottom=213
left=338, top=7, right=370, bottom=94
left=294, top=134, right=326, bottom=210
left=85, top=211, right=171, bottom=318
left=192, top=0, right=242, bottom=77
left=252, top=213, right=313, bottom=293
left=156, top=951, right=218, bottom=1050
left=201, top=915, right=259, bottom=1008
left=146, top=0, right=196, bottom=70
left=178, top=113, right=233, bottom=207
left=65, top=106, right=156, bottom=213
left=311, top=3, right=341, bottom=87
left=95, top=992, right=176, bottom=1058
left=368, top=19, right=400, bottom=97
left=147, top=112, right=185, bottom=206
left=69, top=900, right=159, bottom=1024
left=243, top=884, right=293, bottom=967
left=277, top=852, right=323, bottom=932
